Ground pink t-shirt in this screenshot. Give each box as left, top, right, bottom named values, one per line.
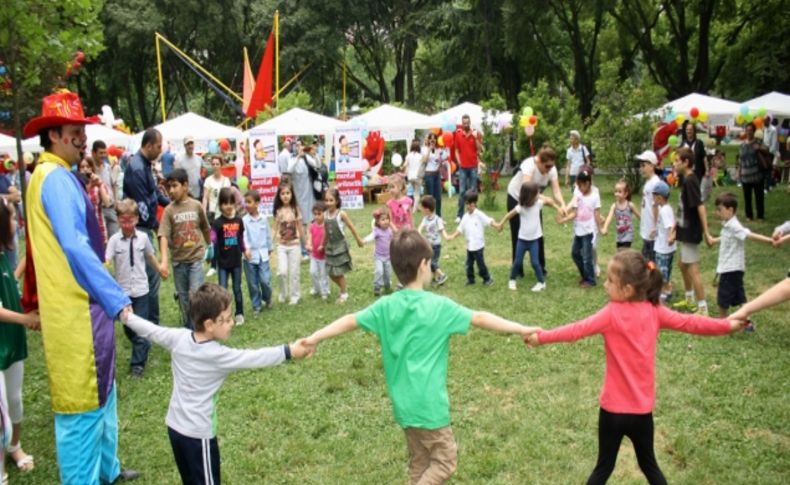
left=387, top=197, right=413, bottom=230
left=538, top=302, right=731, bottom=414
left=309, top=222, right=326, bottom=260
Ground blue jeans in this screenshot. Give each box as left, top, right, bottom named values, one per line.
left=431, top=244, right=442, bottom=272
left=510, top=239, right=543, bottom=283
left=466, top=249, right=491, bottom=283
left=144, top=230, right=160, bottom=325
left=424, top=173, right=442, bottom=217
left=123, top=295, right=151, bottom=368
left=572, top=234, right=596, bottom=285
left=173, top=260, right=205, bottom=329
left=244, top=260, right=272, bottom=311
left=219, top=266, right=244, bottom=316
left=457, top=167, right=478, bottom=218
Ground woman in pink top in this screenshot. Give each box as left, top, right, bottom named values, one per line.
left=526, top=250, right=744, bottom=485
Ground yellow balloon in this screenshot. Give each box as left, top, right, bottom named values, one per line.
left=698, top=112, right=709, bottom=122
left=675, top=114, right=686, bottom=124
left=437, top=137, right=445, bottom=147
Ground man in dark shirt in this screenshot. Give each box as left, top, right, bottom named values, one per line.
left=124, top=128, right=170, bottom=331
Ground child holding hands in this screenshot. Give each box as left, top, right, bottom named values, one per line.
left=600, top=179, right=640, bottom=250
left=386, top=174, right=414, bottom=231
left=526, top=250, right=745, bottom=485
left=363, top=207, right=394, bottom=296
left=307, top=201, right=330, bottom=300
left=323, top=188, right=364, bottom=303
left=557, top=168, right=603, bottom=287
left=302, top=230, right=539, bottom=485
left=446, top=191, right=501, bottom=286
left=273, top=181, right=305, bottom=305
left=242, top=190, right=274, bottom=313
left=417, top=195, right=449, bottom=285
left=121, top=283, right=308, bottom=485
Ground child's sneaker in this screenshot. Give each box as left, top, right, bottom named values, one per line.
left=206, top=268, right=216, bottom=277
left=595, top=264, right=601, bottom=277
left=436, top=273, right=448, bottom=286
left=266, top=300, right=274, bottom=309
left=465, top=280, right=475, bottom=286
left=508, top=280, right=517, bottom=291
left=672, top=300, right=696, bottom=312
left=309, top=288, right=317, bottom=296
left=336, top=292, right=349, bottom=304
left=579, top=281, right=595, bottom=289
left=531, top=282, right=546, bottom=292
left=483, top=278, right=495, bottom=287
left=321, top=293, right=329, bottom=300
left=373, top=288, right=381, bottom=297
left=289, top=297, right=299, bottom=305
left=695, top=305, right=709, bottom=317
left=235, top=314, right=245, bottom=326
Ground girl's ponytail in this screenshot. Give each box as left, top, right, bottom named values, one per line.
left=644, top=260, right=663, bottom=305
left=611, top=250, right=663, bottom=305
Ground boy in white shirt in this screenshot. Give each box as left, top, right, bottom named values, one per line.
left=558, top=168, right=602, bottom=287
left=707, top=193, right=773, bottom=320
left=446, top=191, right=501, bottom=286
left=651, top=181, right=676, bottom=303
left=636, top=150, right=660, bottom=262
left=120, top=283, right=308, bottom=484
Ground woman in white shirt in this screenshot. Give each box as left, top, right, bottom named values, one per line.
left=403, top=139, right=427, bottom=212
left=506, top=145, right=566, bottom=278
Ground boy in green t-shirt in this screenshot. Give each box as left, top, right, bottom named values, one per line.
left=303, top=229, right=539, bottom=484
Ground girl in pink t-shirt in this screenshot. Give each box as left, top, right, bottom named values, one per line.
left=386, top=174, right=413, bottom=231
left=526, top=250, right=743, bottom=484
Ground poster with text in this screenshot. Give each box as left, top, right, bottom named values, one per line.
left=247, top=129, right=279, bottom=216
left=334, top=126, right=364, bottom=209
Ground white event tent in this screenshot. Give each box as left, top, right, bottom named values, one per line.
left=351, top=104, right=434, bottom=141
left=86, top=124, right=132, bottom=150
left=651, top=92, right=741, bottom=125
left=743, top=92, right=790, bottom=118
left=131, top=112, right=244, bottom=154
left=0, top=133, right=43, bottom=155
left=430, top=101, right=512, bottom=132
left=246, top=107, right=344, bottom=137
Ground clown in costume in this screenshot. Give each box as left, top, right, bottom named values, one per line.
left=22, top=91, right=139, bottom=484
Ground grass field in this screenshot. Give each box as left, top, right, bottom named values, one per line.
left=10, top=176, right=790, bottom=484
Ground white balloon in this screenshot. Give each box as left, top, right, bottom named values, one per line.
left=391, top=152, right=403, bottom=167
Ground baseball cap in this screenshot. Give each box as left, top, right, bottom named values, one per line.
left=183, top=136, right=195, bottom=145
left=635, top=150, right=658, bottom=165
left=652, top=180, right=670, bottom=198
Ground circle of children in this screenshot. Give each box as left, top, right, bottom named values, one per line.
left=1, top=94, right=789, bottom=485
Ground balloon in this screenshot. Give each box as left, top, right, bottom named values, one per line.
left=437, top=137, right=444, bottom=147
left=666, top=173, right=676, bottom=186
left=522, top=106, right=534, bottom=117
left=362, top=175, right=368, bottom=187
left=744, top=113, right=753, bottom=123
left=528, top=115, right=538, bottom=126
left=237, top=176, right=249, bottom=192
left=524, top=125, right=535, bottom=137
left=208, top=140, right=219, bottom=154
left=735, top=114, right=745, bottom=125
left=219, top=139, right=231, bottom=152
left=442, top=132, right=454, bottom=148
left=690, top=107, right=699, bottom=119
left=444, top=180, right=452, bottom=195
left=740, top=104, right=749, bottom=116
left=668, top=135, right=679, bottom=146
left=519, top=117, right=529, bottom=128
left=664, top=111, right=676, bottom=123
left=4, top=159, right=15, bottom=170
left=754, top=117, right=763, bottom=129
left=698, top=112, right=709, bottom=123
left=107, top=145, right=123, bottom=158
left=0, top=66, right=6, bottom=75
left=675, top=114, right=686, bottom=124
left=757, top=107, right=767, bottom=118
left=430, top=127, right=441, bottom=136
left=361, top=129, right=369, bottom=138
left=391, top=152, right=403, bottom=168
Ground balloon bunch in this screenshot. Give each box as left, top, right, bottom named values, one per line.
left=65, top=51, right=86, bottom=78
left=664, top=106, right=709, bottom=126
left=0, top=62, right=11, bottom=96
left=440, top=115, right=455, bottom=133
left=519, top=106, right=538, bottom=136
left=207, top=138, right=233, bottom=154
left=735, top=104, right=768, bottom=128
left=237, top=176, right=249, bottom=192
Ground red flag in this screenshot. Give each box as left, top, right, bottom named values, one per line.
left=246, top=32, right=274, bottom=118
left=242, top=48, right=255, bottom=113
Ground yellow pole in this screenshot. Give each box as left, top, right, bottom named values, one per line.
left=342, top=56, right=347, bottom=119
left=155, top=34, right=166, bottom=121
left=275, top=10, right=280, bottom=109
left=156, top=33, right=244, bottom=103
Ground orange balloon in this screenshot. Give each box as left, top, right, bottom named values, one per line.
left=753, top=117, right=763, bottom=129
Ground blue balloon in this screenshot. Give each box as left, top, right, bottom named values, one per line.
left=664, top=111, right=676, bottom=123
left=362, top=175, right=369, bottom=188
left=361, top=129, right=369, bottom=138
left=0, top=66, right=6, bottom=75
left=740, top=104, right=749, bottom=116
left=208, top=140, right=219, bottom=154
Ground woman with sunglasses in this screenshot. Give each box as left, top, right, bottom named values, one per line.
left=422, top=133, right=448, bottom=217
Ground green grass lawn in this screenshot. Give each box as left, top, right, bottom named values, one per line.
left=12, top=176, right=790, bottom=484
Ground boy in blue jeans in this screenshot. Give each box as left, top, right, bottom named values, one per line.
left=303, top=229, right=539, bottom=484
left=242, top=190, right=274, bottom=313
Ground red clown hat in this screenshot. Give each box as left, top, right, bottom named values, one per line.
left=23, top=90, right=99, bottom=138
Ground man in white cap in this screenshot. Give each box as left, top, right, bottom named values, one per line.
left=174, top=136, right=202, bottom=199
left=636, top=150, right=660, bottom=262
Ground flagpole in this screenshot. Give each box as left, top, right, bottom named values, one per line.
left=275, top=10, right=279, bottom=109
left=342, top=52, right=347, bottom=119
left=155, top=33, right=166, bottom=122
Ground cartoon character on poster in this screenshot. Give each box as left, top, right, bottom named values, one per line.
left=333, top=127, right=364, bottom=208
left=249, top=133, right=278, bottom=179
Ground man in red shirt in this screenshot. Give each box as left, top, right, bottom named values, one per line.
left=453, top=114, right=483, bottom=222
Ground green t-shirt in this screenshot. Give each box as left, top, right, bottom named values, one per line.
left=0, top=253, right=26, bottom=370
left=356, top=289, right=473, bottom=429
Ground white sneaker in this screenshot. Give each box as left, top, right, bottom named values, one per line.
left=235, top=314, right=245, bottom=326
left=278, top=294, right=286, bottom=304
left=336, top=292, right=349, bottom=304
left=455, top=216, right=461, bottom=224
left=289, top=297, right=299, bottom=305
left=531, top=282, right=546, bottom=292
left=595, top=265, right=601, bottom=277
left=206, top=268, right=216, bottom=277
left=309, top=288, right=317, bottom=296
left=508, top=280, right=517, bottom=291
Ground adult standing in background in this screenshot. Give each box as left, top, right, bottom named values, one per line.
left=23, top=90, right=138, bottom=484
left=92, top=141, right=119, bottom=237
left=737, top=122, right=765, bottom=221
left=453, top=114, right=482, bottom=222
left=290, top=143, right=320, bottom=260
left=422, top=133, right=446, bottom=217
left=124, top=128, right=170, bottom=326
left=506, top=146, right=566, bottom=278
left=763, top=116, right=778, bottom=192
left=174, top=136, right=202, bottom=199
left=680, top=121, right=707, bottom=181
left=564, top=130, right=592, bottom=188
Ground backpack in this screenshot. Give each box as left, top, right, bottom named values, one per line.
left=304, top=155, right=328, bottom=199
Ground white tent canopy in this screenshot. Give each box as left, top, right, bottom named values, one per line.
left=86, top=124, right=132, bottom=150
left=430, top=101, right=512, bottom=132
left=0, top=133, right=44, bottom=155
left=352, top=104, right=434, bottom=141
left=743, top=91, right=790, bottom=118
left=246, top=107, right=343, bottom=136
left=652, top=92, right=741, bottom=124
left=132, top=112, right=244, bottom=153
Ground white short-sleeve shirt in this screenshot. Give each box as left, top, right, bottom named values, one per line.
left=654, top=204, right=676, bottom=254
left=507, top=157, right=558, bottom=200
left=570, top=188, right=601, bottom=236
left=458, top=208, right=493, bottom=251
left=717, top=216, right=751, bottom=274
left=640, top=175, right=660, bottom=240
left=516, top=199, right=544, bottom=241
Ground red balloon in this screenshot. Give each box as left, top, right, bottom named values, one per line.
left=690, top=107, right=699, bottom=119
left=442, top=132, right=454, bottom=148
left=75, top=51, right=86, bottom=63
left=528, top=115, right=538, bottom=126
left=108, top=145, right=124, bottom=158
left=219, top=139, right=231, bottom=152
